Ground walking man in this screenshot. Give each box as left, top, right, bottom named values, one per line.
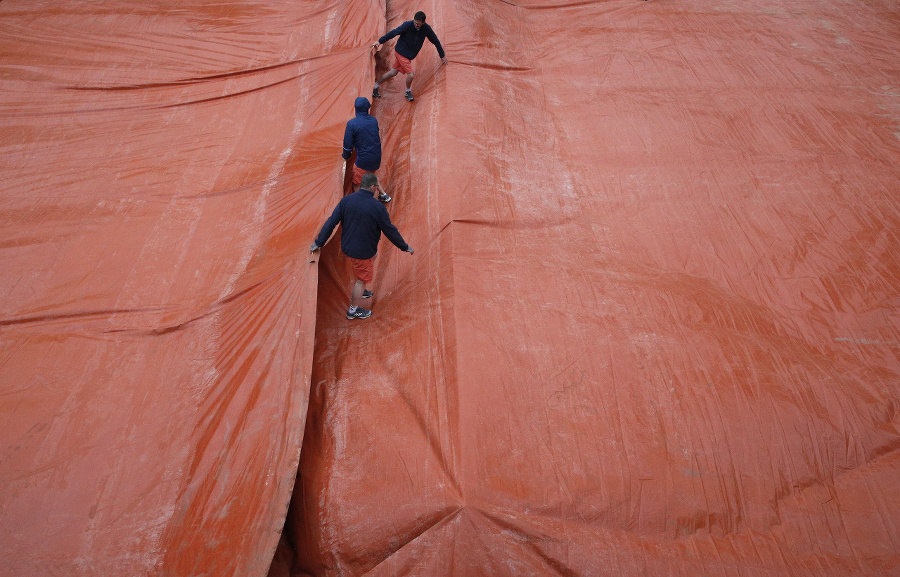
left=372, top=11, right=447, bottom=102
left=342, top=97, right=391, bottom=202
left=310, top=173, right=414, bottom=320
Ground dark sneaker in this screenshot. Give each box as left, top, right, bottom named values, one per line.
left=362, top=290, right=374, bottom=299
left=405, top=90, right=414, bottom=102
left=347, top=307, right=372, bottom=320
left=378, top=193, right=392, bottom=203
left=372, top=86, right=382, bottom=99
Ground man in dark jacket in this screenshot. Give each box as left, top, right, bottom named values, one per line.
left=310, top=173, right=414, bottom=320
left=372, top=11, right=447, bottom=102
left=342, top=97, right=391, bottom=201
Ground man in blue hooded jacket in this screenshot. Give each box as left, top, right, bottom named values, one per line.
left=372, top=11, right=447, bottom=102
left=342, top=97, right=391, bottom=202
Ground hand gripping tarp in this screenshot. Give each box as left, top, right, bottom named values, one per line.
left=2, top=0, right=900, bottom=576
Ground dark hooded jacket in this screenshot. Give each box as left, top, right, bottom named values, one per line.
left=378, top=20, right=445, bottom=61
left=342, top=97, right=381, bottom=172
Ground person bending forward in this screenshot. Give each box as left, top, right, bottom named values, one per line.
left=372, top=11, right=447, bottom=102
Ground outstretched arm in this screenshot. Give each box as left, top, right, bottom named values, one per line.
left=377, top=204, right=410, bottom=252
left=374, top=21, right=410, bottom=50
left=341, top=123, right=354, bottom=160
left=426, top=27, right=446, bottom=62
left=311, top=202, right=344, bottom=252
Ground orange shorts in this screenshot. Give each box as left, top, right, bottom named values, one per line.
left=352, top=164, right=376, bottom=187
left=392, top=52, right=413, bottom=74
left=349, top=256, right=374, bottom=284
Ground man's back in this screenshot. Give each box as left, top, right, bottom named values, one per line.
left=310, top=175, right=413, bottom=321
left=316, top=188, right=407, bottom=260
left=343, top=97, right=381, bottom=172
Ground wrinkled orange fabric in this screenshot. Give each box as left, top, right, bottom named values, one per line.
left=290, top=0, right=900, bottom=575
left=1, top=0, right=899, bottom=576
left=0, top=1, right=381, bottom=575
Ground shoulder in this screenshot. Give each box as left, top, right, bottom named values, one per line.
left=356, top=116, right=377, bottom=133
left=352, top=190, right=377, bottom=204
left=360, top=193, right=385, bottom=211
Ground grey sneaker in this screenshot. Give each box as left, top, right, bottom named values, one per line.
left=347, top=307, right=372, bottom=320
left=405, top=90, right=414, bottom=102
left=362, top=290, right=374, bottom=299
left=378, top=193, right=392, bottom=203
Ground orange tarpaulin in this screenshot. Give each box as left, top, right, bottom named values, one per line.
left=0, top=1, right=380, bottom=574
left=290, top=0, right=900, bottom=574
left=2, top=0, right=900, bottom=576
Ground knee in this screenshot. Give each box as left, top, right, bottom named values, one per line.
left=407, top=72, right=415, bottom=80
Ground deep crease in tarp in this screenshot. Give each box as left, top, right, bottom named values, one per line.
left=1, top=0, right=900, bottom=575
left=287, top=0, right=900, bottom=574
left=0, top=0, right=386, bottom=575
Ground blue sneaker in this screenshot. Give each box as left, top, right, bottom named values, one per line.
left=347, top=307, right=372, bottom=320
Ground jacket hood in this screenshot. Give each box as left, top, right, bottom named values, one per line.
left=354, top=97, right=371, bottom=114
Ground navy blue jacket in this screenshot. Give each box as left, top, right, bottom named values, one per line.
left=379, top=21, right=445, bottom=60
left=342, top=97, right=381, bottom=172
left=313, top=188, right=408, bottom=259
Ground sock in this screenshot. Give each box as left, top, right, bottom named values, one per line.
left=348, top=305, right=357, bottom=313
left=374, top=82, right=379, bottom=88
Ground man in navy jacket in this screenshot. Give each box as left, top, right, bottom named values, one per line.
left=310, top=173, right=414, bottom=320
left=372, top=11, right=447, bottom=102
left=342, top=97, right=390, bottom=202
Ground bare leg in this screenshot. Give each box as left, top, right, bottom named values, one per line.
left=405, top=72, right=414, bottom=90
left=350, top=278, right=365, bottom=309
left=377, top=68, right=399, bottom=85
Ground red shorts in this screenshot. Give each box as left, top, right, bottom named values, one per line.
left=349, top=256, right=374, bottom=284
left=352, top=164, right=376, bottom=187
left=392, top=52, right=413, bottom=74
